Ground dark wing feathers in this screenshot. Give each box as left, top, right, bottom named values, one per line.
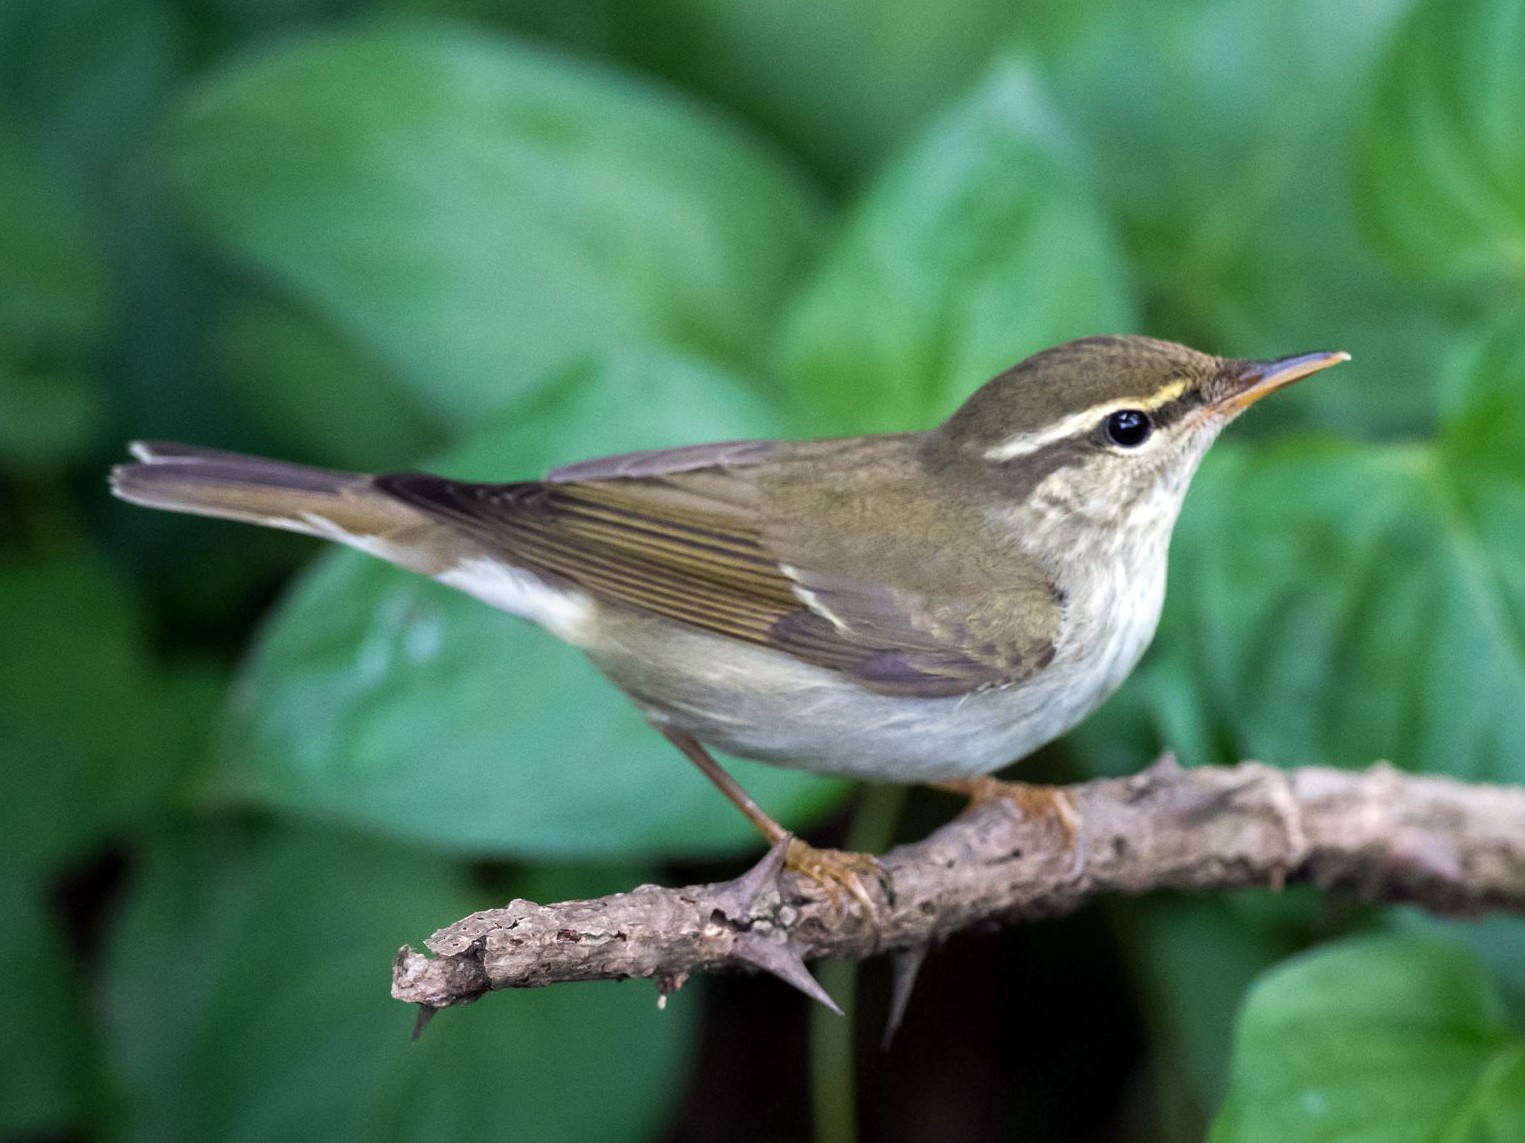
left=375, top=449, right=1059, bottom=698
left=375, top=475, right=798, bottom=632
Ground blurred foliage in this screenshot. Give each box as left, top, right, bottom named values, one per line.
left=1354, top=0, right=1525, bottom=284
left=102, top=826, right=694, bottom=1143
left=1, top=0, right=1522, bottom=1139
left=1212, top=937, right=1525, bottom=1141
left=779, top=58, right=1135, bottom=435
left=165, top=21, right=823, bottom=424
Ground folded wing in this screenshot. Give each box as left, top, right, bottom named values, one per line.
left=377, top=439, right=1061, bottom=699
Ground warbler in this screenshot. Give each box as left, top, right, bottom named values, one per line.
left=112, top=335, right=1345, bottom=893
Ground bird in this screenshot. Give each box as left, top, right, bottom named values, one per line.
left=111, top=334, right=1346, bottom=901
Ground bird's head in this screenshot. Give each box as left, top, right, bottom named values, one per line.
left=929, top=334, right=1348, bottom=530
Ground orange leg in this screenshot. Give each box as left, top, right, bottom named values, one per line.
left=658, top=726, right=883, bottom=914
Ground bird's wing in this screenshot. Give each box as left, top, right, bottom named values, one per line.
left=375, top=442, right=1061, bottom=698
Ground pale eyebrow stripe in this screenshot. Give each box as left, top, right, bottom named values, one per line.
left=982, top=380, right=1189, bottom=461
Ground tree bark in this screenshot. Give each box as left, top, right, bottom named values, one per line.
left=392, top=759, right=1525, bottom=1015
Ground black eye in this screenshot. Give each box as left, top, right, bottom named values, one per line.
left=1103, top=409, right=1152, bottom=448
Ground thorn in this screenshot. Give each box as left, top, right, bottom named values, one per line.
left=711, top=835, right=790, bottom=922
left=881, top=945, right=929, bottom=1050
left=730, top=930, right=842, bottom=1015
left=1150, top=751, right=1181, bottom=774
left=410, top=1004, right=437, bottom=1042
left=655, top=970, right=689, bottom=1010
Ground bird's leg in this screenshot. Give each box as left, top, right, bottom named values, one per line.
left=931, top=775, right=1083, bottom=869
left=657, top=726, right=883, bottom=914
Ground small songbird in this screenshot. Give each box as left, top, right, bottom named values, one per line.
left=112, top=335, right=1345, bottom=896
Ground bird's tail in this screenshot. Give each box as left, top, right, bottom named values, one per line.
left=110, top=441, right=450, bottom=573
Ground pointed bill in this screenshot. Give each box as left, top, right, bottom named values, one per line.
left=1211, top=350, right=1350, bottom=416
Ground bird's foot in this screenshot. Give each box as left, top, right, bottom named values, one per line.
left=657, top=724, right=890, bottom=916
left=956, top=776, right=1078, bottom=840
left=784, top=837, right=886, bottom=917
left=934, top=776, right=1084, bottom=874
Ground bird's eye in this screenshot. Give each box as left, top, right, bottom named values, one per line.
left=1103, top=409, right=1153, bottom=448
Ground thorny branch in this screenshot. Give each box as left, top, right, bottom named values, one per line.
left=392, top=759, right=1525, bottom=1022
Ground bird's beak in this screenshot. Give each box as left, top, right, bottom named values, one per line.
left=1209, top=350, right=1350, bottom=416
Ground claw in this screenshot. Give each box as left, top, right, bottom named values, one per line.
left=938, top=777, right=1087, bottom=878
left=784, top=837, right=887, bottom=918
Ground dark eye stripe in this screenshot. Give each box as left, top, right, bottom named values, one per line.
left=1146, top=391, right=1207, bottom=428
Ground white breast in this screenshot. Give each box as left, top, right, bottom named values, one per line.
left=1012, top=467, right=1179, bottom=712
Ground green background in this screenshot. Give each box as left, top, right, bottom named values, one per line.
left=2, top=0, right=1522, bottom=1139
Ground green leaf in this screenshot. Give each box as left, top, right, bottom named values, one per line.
left=165, top=19, right=823, bottom=425
left=0, top=877, right=91, bottom=1138
left=0, top=133, right=111, bottom=471
left=214, top=296, right=448, bottom=471
left=1354, top=0, right=1525, bottom=284
left=0, top=555, right=221, bottom=877
left=0, top=135, right=106, bottom=345
left=0, top=133, right=114, bottom=475
left=223, top=351, right=850, bottom=858
left=1032, top=0, right=1467, bottom=439
left=493, top=0, right=1026, bottom=187
left=1030, top=0, right=1408, bottom=267
left=0, top=367, right=107, bottom=472
left=0, top=0, right=180, bottom=190
left=191, top=0, right=375, bottom=54
left=102, top=823, right=698, bottom=1143
left=1120, top=896, right=1305, bottom=1119
left=1439, top=319, right=1525, bottom=478
left=1211, top=936, right=1525, bottom=1142
left=778, top=58, right=1136, bottom=436
left=1392, top=912, right=1525, bottom=1034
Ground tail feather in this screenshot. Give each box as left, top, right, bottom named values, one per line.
left=110, top=441, right=452, bottom=572
left=112, top=440, right=601, bottom=641
left=124, top=440, right=363, bottom=486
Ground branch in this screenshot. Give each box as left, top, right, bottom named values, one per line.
left=392, top=759, right=1525, bottom=1015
